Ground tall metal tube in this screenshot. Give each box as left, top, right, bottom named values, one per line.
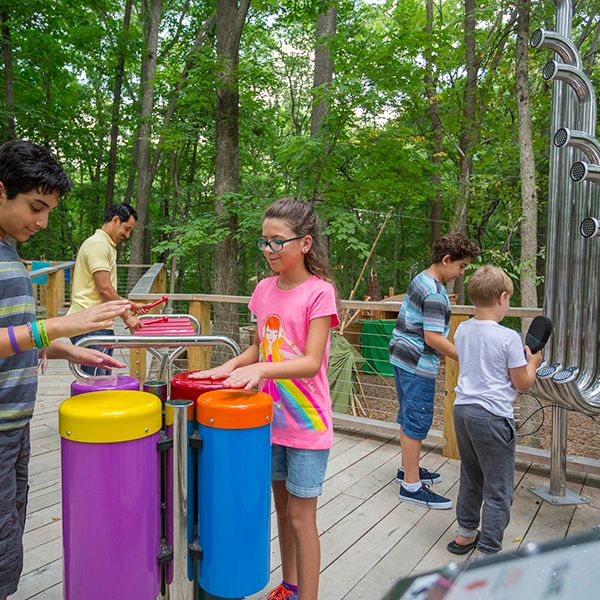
left=530, top=28, right=581, bottom=68
left=549, top=405, right=568, bottom=496
left=542, top=60, right=596, bottom=381
left=554, top=128, right=600, bottom=164
left=166, top=400, right=194, bottom=600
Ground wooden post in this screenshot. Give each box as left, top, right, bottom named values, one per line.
left=189, top=300, right=211, bottom=371
left=130, top=347, right=147, bottom=383
left=152, top=265, right=167, bottom=295
left=46, top=271, right=60, bottom=318
left=442, top=313, right=470, bottom=459
left=57, top=268, right=65, bottom=310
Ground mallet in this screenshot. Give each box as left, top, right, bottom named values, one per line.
left=525, top=316, right=553, bottom=354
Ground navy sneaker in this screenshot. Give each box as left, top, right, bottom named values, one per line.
left=396, top=466, right=442, bottom=485
left=399, top=484, right=453, bottom=509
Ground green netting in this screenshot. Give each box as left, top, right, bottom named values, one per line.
left=360, top=319, right=396, bottom=377
left=327, top=333, right=365, bottom=414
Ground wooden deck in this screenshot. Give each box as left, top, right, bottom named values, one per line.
left=14, top=359, right=600, bottom=600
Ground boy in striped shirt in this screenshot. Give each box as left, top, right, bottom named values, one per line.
left=0, top=140, right=130, bottom=599
left=389, top=233, right=479, bottom=509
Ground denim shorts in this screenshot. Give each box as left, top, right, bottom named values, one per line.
left=394, top=366, right=436, bottom=441
left=271, top=444, right=330, bottom=498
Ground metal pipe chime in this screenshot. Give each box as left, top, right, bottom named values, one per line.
left=529, top=0, right=600, bottom=504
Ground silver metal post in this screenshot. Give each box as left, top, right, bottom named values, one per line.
left=529, top=405, right=588, bottom=505
left=166, top=400, right=194, bottom=600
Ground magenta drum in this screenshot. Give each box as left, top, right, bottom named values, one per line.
left=59, top=390, right=162, bottom=600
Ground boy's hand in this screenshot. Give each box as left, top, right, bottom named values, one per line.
left=68, top=346, right=127, bottom=369
left=525, top=345, right=543, bottom=368
left=53, top=300, right=131, bottom=338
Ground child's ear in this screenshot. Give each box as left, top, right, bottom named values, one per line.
left=441, top=254, right=451, bottom=266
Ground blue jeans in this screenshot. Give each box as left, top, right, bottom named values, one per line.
left=70, top=329, right=115, bottom=376
left=271, top=444, right=330, bottom=498
left=0, top=425, right=30, bottom=598
left=393, top=366, right=436, bottom=440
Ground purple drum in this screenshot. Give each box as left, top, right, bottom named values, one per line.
left=59, top=390, right=162, bottom=600
left=70, top=375, right=140, bottom=396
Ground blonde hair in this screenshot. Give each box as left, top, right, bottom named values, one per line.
left=467, top=265, right=514, bottom=307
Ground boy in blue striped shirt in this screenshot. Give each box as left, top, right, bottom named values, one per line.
left=0, top=140, right=130, bottom=599
left=389, top=233, right=479, bottom=509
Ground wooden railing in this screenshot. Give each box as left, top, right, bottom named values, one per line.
left=125, top=276, right=600, bottom=476
left=26, top=261, right=75, bottom=318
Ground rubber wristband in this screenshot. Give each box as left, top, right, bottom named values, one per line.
left=7, top=326, right=20, bottom=354
left=38, top=320, right=51, bottom=348
left=29, top=321, right=44, bottom=350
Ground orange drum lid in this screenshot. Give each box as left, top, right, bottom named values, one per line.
left=196, top=389, right=273, bottom=430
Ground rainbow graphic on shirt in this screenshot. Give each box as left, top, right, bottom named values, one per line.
left=261, top=314, right=328, bottom=432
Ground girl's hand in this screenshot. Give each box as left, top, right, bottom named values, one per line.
left=68, top=346, right=127, bottom=369
left=52, top=300, right=131, bottom=338
left=189, top=364, right=234, bottom=380
left=223, top=364, right=262, bottom=390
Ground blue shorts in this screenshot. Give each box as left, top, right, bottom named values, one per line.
left=394, top=366, right=436, bottom=441
left=271, top=444, right=330, bottom=498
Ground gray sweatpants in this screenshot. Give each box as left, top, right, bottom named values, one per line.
left=454, top=403, right=515, bottom=554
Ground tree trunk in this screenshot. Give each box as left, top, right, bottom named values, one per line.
left=310, top=2, right=336, bottom=203
left=149, top=15, right=215, bottom=184
left=0, top=10, right=15, bottom=140
left=105, top=0, right=133, bottom=212
left=516, top=0, right=538, bottom=319
left=424, top=0, right=443, bottom=243
left=212, top=0, right=251, bottom=352
left=129, top=0, right=162, bottom=288
left=450, top=0, right=479, bottom=302
left=453, top=0, right=478, bottom=236
left=310, top=3, right=336, bottom=137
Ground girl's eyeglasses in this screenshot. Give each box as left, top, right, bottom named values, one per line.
left=256, top=236, right=304, bottom=253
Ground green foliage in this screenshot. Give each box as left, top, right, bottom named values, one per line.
left=1, top=0, right=595, bottom=301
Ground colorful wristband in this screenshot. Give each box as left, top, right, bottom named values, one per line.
left=29, top=321, right=44, bottom=350
left=38, top=320, right=51, bottom=348
left=7, top=326, right=20, bottom=354
left=26, top=322, right=37, bottom=348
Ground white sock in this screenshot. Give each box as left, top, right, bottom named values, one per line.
left=402, top=480, right=422, bottom=493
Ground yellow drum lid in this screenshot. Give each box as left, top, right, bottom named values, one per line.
left=59, top=391, right=162, bottom=443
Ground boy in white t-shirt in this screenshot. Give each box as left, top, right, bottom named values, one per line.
left=447, top=266, right=542, bottom=557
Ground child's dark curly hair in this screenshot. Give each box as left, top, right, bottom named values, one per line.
left=431, top=233, right=480, bottom=264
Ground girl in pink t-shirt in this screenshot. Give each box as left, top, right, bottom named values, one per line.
left=192, top=198, right=339, bottom=600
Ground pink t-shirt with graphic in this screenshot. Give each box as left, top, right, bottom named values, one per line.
left=248, top=275, right=340, bottom=450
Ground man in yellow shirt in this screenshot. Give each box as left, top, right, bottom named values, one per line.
left=68, top=204, right=142, bottom=374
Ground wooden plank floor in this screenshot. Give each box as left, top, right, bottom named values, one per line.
left=13, top=359, right=600, bottom=599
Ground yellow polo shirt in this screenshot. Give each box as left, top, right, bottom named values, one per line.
left=67, top=229, right=118, bottom=315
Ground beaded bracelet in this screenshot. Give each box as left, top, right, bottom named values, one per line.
left=7, top=326, right=20, bottom=354
left=28, top=321, right=44, bottom=350
left=38, top=320, right=51, bottom=348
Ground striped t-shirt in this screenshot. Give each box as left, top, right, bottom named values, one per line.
left=0, top=240, right=38, bottom=431
left=388, top=271, right=450, bottom=379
